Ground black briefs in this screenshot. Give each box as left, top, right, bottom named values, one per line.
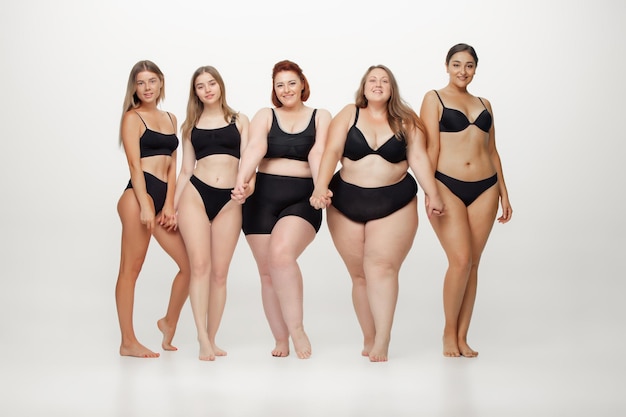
left=126, top=171, right=167, bottom=214
left=435, top=171, right=497, bottom=206
left=242, top=172, right=322, bottom=235
left=329, top=171, right=417, bottom=223
left=189, top=175, right=234, bottom=221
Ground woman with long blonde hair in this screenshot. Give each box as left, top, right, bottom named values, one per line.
left=115, top=60, right=190, bottom=358
left=174, top=66, right=249, bottom=361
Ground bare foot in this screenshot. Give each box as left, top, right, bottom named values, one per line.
left=199, top=339, right=216, bottom=361
left=443, top=333, right=460, bottom=357
left=157, top=318, right=178, bottom=351
left=292, top=328, right=312, bottom=359
left=459, top=340, right=478, bottom=358
left=362, top=337, right=374, bottom=357
left=212, top=343, right=227, bottom=357
left=271, top=339, right=290, bottom=357
left=368, top=339, right=389, bottom=362
left=120, top=342, right=160, bottom=358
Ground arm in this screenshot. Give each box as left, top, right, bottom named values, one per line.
left=484, top=100, right=513, bottom=223
left=173, top=133, right=197, bottom=210
left=307, top=108, right=332, bottom=187
left=160, top=113, right=179, bottom=231
left=232, top=108, right=270, bottom=203
left=121, top=111, right=156, bottom=231
left=419, top=91, right=442, bottom=169
left=309, top=104, right=352, bottom=210
left=406, top=126, right=444, bottom=218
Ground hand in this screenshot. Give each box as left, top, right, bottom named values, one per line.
left=497, top=197, right=513, bottom=223
left=425, top=194, right=444, bottom=218
left=140, top=206, right=156, bottom=232
left=231, top=182, right=252, bottom=204
left=309, top=188, right=333, bottom=210
left=158, top=206, right=178, bottom=231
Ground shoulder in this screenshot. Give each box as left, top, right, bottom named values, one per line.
left=122, top=109, right=141, bottom=124
left=314, top=108, right=332, bottom=122
left=164, top=110, right=178, bottom=125
left=235, top=112, right=250, bottom=124
left=479, top=96, right=493, bottom=111
left=421, top=89, right=441, bottom=105
left=253, top=107, right=273, bottom=120
left=336, top=103, right=356, bottom=118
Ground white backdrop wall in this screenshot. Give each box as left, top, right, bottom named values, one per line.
left=0, top=0, right=624, bottom=383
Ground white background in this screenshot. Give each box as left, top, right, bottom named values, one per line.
left=1, top=1, right=625, bottom=416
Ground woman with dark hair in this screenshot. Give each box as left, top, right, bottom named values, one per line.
left=232, top=60, right=331, bottom=359
left=115, top=60, right=190, bottom=358
left=310, top=65, right=443, bottom=362
left=174, top=66, right=249, bottom=361
left=420, top=43, right=512, bottom=357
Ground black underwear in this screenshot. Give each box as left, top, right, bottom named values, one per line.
left=242, top=172, right=322, bottom=235
left=126, top=171, right=167, bottom=214
left=329, top=171, right=417, bottom=223
left=189, top=175, right=234, bottom=221
left=435, top=171, right=497, bottom=206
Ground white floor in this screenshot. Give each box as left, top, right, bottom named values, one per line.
left=1, top=223, right=624, bottom=417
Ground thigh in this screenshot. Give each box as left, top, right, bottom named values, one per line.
left=363, top=198, right=418, bottom=269
left=327, top=206, right=366, bottom=277
left=246, top=234, right=272, bottom=276
left=429, top=181, right=473, bottom=261
left=153, top=225, right=189, bottom=271
left=210, top=202, right=242, bottom=272
left=117, top=189, right=151, bottom=262
left=177, top=184, right=212, bottom=267
left=467, top=184, right=499, bottom=261
left=270, top=215, right=316, bottom=260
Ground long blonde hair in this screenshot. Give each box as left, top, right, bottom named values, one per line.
left=181, top=66, right=237, bottom=141
left=119, top=60, right=165, bottom=144
left=354, top=65, right=424, bottom=140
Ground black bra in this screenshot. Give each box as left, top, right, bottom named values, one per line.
left=434, top=90, right=492, bottom=133
left=136, top=112, right=179, bottom=158
left=342, top=107, right=406, bottom=163
left=264, top=109, right=316, bottom=161
left=191, top=116, right=240, bottom=160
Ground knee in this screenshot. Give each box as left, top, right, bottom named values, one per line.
left=448, top=254, right=472, bottom=275
left=268, top=246, right=295, bottom=270
left=364, top=259, right=397, bottom=280
left=210, top=269, right=228, bottom=287
left=351, top=273, right=367, bottom=288
left=118, top=257, right=144, bottom=280
left=189, top=259, right=210, bottom=280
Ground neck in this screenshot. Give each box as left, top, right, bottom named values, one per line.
left=280, top=102, right=305, bottom=113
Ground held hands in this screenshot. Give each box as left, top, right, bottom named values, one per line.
left=231, top=182, right=253, bottom=204
left=158, top=205, right=178, bottom=232
left=425, top=194, right=445, bottom=218
left=309, top=188, right=333, bottom=210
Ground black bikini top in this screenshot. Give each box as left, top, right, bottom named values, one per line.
left=342, top=107, right=407, bottom=164
left=434, top=90, right=492, bottom=133
left=136, top=112, right=179, bottom=158
left=264, top=109, right=317, bottom=161
left=191, top=116, right=241, bottom=160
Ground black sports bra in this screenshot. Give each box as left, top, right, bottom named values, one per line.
left=264, top=109, right=316, bottom=161
left=342, top=107, right=407, bottom=163
left=136, top=112, right=179, bottom=158
left=434, top=90, right=492, bottom=133
left=191, top=116, right=240, bottom=160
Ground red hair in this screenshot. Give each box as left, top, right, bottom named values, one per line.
left=271, top=60, right=310, bottom=107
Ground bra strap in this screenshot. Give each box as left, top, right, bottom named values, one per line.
left=433, top=90, right=445, bottom=106
left=134, top=111, right=148, bottom=127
